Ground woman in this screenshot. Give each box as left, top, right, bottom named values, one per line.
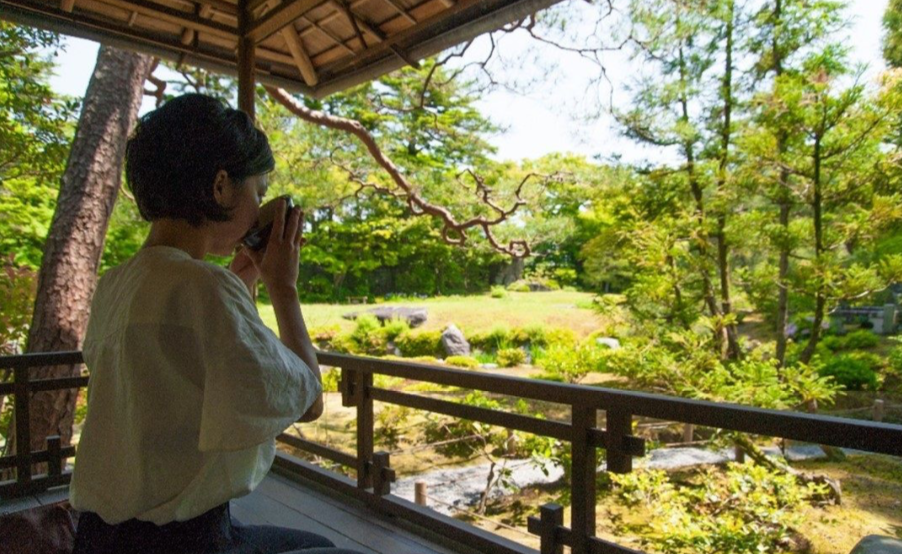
left=70, top=94, right=360, bottom=554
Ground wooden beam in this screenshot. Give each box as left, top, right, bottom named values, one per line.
left=95, top=0, right=237, bottom=39
left=376, top=0, right=416, bottom=24
left=180, top=4, right=213, bottom=46
left=281, top=25, right=318, bottom=85
left=60, top=0, right=75, bottom=12
left=330, top=0, right=384, bottom=42
left=238, top=0, right=256, bottom=120
left=126, top=10, right=138, bottom=25
left=246, top=0, right=323, bottom=42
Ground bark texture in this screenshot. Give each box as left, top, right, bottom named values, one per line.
left=20, top=46, right=152, bottom=457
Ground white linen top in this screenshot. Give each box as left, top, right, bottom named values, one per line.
left=70, top=246, right=320, bottom=525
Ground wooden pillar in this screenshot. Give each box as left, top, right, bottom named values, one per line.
left=237, top=0, right=256, bottom=120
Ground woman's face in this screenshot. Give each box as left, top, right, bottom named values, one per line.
left=209, top=172, right=269, bottom=256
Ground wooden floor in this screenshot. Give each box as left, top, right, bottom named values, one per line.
left=1, top=473, right=469, bottom=554
left=232, top=472, right=468, bottom=554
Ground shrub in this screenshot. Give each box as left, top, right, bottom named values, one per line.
left=395, top=330, right=444, bottom=358
left=468, top=326, right=511, bottom=351
left=544, top=327, right=577, bottom=348
left=538, top=342, right=606, bottom=383
left=889, top=338, right=902, bottom=376
left=497, top=347, right=526, bottom=368
left=382, top=318, right=410, bottom=342
left=309, top=325, right=341, bottom=349
left=506, top=280, right=531, bottom=292
left=819, top=354, right=879, bottom=390
left=490, top=286, right=507, bottom=299
left=321, top=368, right=341, bottom=392
left=510, top=324, right=547, bottom=347
left=841, top=329, right=879, bottom=350
left=349, top=314, right=387, bottom=354
left=445, top=355, right=480, bottom=369
left=375, top=405, right=411, bottom=450
left=611, top=463, right=826, bottom=554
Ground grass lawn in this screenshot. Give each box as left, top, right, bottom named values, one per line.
left=257, top=290, right=605, bottom=337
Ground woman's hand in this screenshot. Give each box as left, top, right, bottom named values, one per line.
left=229, top=247, right=259, bottom=297
left=244, top=199, right=304, bottom=298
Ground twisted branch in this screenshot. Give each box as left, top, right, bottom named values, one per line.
left=266, top=86, right=544, bottom=257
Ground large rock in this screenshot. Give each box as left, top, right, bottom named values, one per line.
left=343, top=306, right=428, bottom=328
left=441, top=324, right=470, bottom=356
left=850, top=536, right=902, bottom=554
left=595, top=337, right=621, bottom=350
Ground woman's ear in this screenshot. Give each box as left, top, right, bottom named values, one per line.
left=212, top=170, right=231, bottom=207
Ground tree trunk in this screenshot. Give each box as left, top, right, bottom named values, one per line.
left=775, top=194, right=792, bottom=366
left=715, top=0, right=741, bottom=360
left=800, top=135, right=825, bottom=365
left=14, top=47, right=152, bottom=463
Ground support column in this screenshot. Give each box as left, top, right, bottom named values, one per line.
left=237, top=0, right=256, bottom=120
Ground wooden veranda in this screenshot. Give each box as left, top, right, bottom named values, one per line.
left=3, top=351, right=902, bottom=554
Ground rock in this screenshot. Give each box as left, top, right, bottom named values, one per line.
left=849, top=536, right=902, bottom=554
left=481, top=363, right=499, bottom=370
left=342, top=306, right=428, bottom=328
left=595, top=337, right=621, bottom=350
left=441, top=324, right=470, bottom=356
left=527, top=282, right=552, bottom=292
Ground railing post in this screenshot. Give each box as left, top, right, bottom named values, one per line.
left=370, top=451, right=396, bottom=496
left=356, top=370, right=374, bottom=490
left=606, top=410, right=633, bottom=474
left=873, top=399, right=885, bottom=423
left=570, top=403, right=596, bottom=554
left=527, top=503, right=564, bottom=554
left=48, top=435, right=62, bottom=478
left=13, top=364, right=32, bottom=487
left=415, top=481, right=427, bottom=506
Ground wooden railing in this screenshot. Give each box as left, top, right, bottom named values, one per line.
left=2, top=351, right=902, bottom=554
left=0, top=351, right=87, bottom=498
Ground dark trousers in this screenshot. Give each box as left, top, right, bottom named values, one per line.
left=73, top=503, right=363, bottom=554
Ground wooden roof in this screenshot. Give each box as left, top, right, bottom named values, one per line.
left=0, top=0, right=562, bottom=98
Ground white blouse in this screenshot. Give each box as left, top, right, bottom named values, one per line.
left=70, top=246, right=320, bottom=525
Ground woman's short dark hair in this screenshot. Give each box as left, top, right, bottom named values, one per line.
left=126, top=94, right=275, bottom=226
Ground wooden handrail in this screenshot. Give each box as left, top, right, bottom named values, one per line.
left=3, top=351, right=902, bottom=554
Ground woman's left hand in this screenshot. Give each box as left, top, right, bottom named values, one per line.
left=229, top=247, right=260, bottom=297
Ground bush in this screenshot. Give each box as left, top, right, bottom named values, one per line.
left=445, top=355, right=480, bottom=369
left=819, top=354, right=879, bottom=390
left=382, top=318, right=410, bottom=342
left=321, top=368, right=341, bottom=392
left=889, top=338, right=902, bottom=376
left=611, top=463, right=826, bottom=554
left=841, top=329, right=879, bottom=350
left=490, top=286, right=507, bottom=299
left=538, top=342, right=606, bottom=383
left=497, top=347, right=526, bottom=368
left=510, top=324, right=547, bottom=347
left=395, top=330, right=444, bottom=358
left=506, top=280, right=531, bottom=292
left=468, top=326, right=511, bottom=351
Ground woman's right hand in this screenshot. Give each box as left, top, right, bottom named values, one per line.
left=245, top=199, right=304, bottom=298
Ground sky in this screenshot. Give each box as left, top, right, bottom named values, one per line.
left=46, top=0, right=891, bottom=164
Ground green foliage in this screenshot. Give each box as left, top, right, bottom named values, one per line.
left=375, top=405, right=412, bottom=450
left=506, top=281, right=531, bottom=292
left=889, top=338, right=902, bottom=376
left=496, top=347, right=526, bottom=368
left=885, top=0, right=902, bottom=68
left=445, top=355, right=480, bottom=369
left=468, top=326, right=512, bottom=351
left=395, top=330, right=444, bottom=358
left=611, top=463, right=826, bottom=554
left=0, top=257, right=35, bottom=354
left=321, top=368, right=341, bottom=393
left=0, top=24, right=78, bottom=269
left=537, top=342, right=607, bottom=383
left=822, top=329, right=880, bottom=351
left=819, top=354, right=879, bottom=391
left=490, top=286, right=507, bottom=299
left=422, top=391, right=505, bottom=457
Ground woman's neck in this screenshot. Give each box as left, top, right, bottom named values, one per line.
left=143, top=219, right=211, bottom=260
